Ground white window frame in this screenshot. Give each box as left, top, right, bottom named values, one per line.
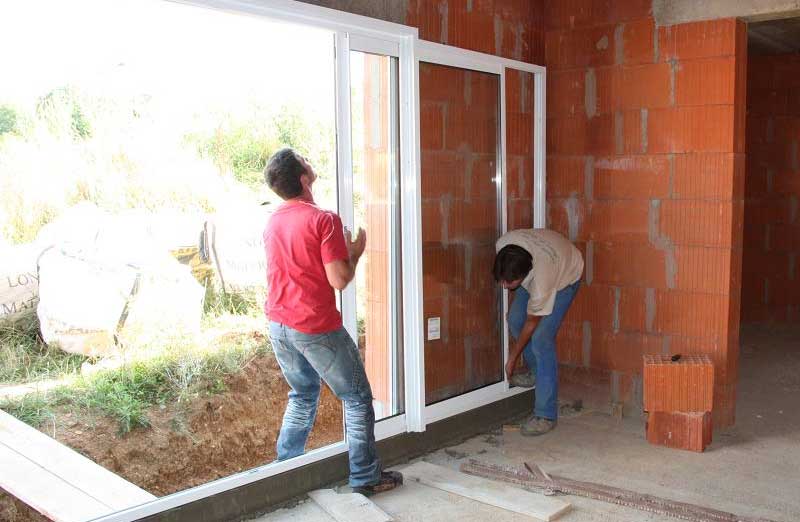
left=85, top=1, right=545, bottom=520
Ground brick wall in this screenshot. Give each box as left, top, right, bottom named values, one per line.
left=742, top=53, right=800, bottom=323
left=544, top=1, right=746, bottom=427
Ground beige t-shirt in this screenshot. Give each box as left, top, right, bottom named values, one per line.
left=496, top=229, right=584, bottom=316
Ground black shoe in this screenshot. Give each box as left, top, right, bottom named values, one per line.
left=351, top=471, right=404, bottom=497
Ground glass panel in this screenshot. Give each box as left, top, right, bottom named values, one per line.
left=0, top=0, right=341, bottom=512
left=349, top=51, right=404, bottom=420
left=504, top=68, right=537, bottom=379
left=419, top=62, right=502, bottom=405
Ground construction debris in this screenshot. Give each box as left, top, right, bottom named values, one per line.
left=460, top=460, right=776, bottom=522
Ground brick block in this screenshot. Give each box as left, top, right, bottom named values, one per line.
left=676, top=57, right=736, bottom=106
left=507, top=111, right=533, bottom=155
left=543, top=0, right=592, bottom=31
left=568, top=283, right=618, bottom=332
left=648, top=106, right=736, bottom=153
left=508, top=155, right=534, bottom=199
left=643, top=354, right=714, bottom=412
left=587, top=200, right=650, bottom=243
left=556, top=320, right=585, bottom=366
left=547, top=197, right=585, bottom=241
left=659, top=200, right=734, bottom=248
left=449, top=6, right=495, bottom=54
left=421, top=102, right=444, bottom=150
left=546, top=24, right=618, bottom=70
left=421, top=151, right=465, bottom=198
left=446, top=104, right=499, bottom=154
left=646, top=411, right=712, bottom=452
left=547, top=155, right=585, bottom=198
left=547, top=115, right=588, bottom=154
left=673, top=153, right=736, bottom=200
left=594, top=155, right=670, bottom=199
left=593, top=242, right=667, bottom=288
left=618, top=63, right=672, bottom=109
left=592, top=331, right=662, bottom=374
left=547, top=69, right=585, bottom=117
left=622, top=18, right=655, bottom=65
left=618, top=286, right=647, bottom=332
left=587, top=112, right=616, bottom=155
left=748, top=89, right=789, bottom=117
left=658, top=19, right=738, bottom=62
left=674, top=247, right=732, bottom=295
left=420, top=62, right=464, bottom=103
left=422, top=244, right=466, bottom=299
left=619, top=109, right=644, bottom=154
left=508, top=198, right=534, bottom=229
left=652, top=290, right=729, bottom=339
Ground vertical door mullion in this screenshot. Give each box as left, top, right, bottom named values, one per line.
left=500, top=67, right=510, bottom=389
left=534, top=69, right=546, bottom=228
left=335, top=31, right=358, bottom=343
left=401, top=40, right=426, bottom=432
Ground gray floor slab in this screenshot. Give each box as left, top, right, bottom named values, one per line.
left=254, top=324, right=800, bottom=522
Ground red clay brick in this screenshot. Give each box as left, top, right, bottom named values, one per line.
left=508, top=198, right=534, bottom=229
left=546, top=24, right=618, bottom=70
left=421, top=150, right=466, bottom=198
left=449, top=6, right=495, bottom=54
left=547, top=69, right=585, bottom=117
left=673, top=246, right=732, bottom=295
left=547, top=155, right=585, bottom=197
left=420, top=63, right=465, bottom=103
left=622, top=18, right=655, bottom=65
left=676, top=57, right=736, bottom=106
left=673, top=153, right=736, bottom=200
left=507, top=111, right=534, bottom=155
left=587, top=112, right=616, bottom=155
left=643, top=354, right=714, bottom=412
left=618, top=286, right=647, bottom=332
left=594, top=155, right=670, bottom=199
left=593, top=242, right=667, bottom=288
left=648, top=106, right=736, bottom=153
left=446, top=103, right=498, bottom=154
left=593, top=0, right=652, bottom=27
left=592, top=331, right=662, bottom=373
left=567, top=283, right=617, bottom=331
left=547, top=115, right=588, bottom=154
left=618, top=63, right=672, bottom=109
left=587, top=200, right=651, bottom=243
left=507, top=155, right=534, bottom=199
left=556, top=320, right=585, bottom=366
left=658, top=18, right=738, bottom=62
left=421, top=102, right=445, bottom=150
left=652, top=290, right=728, bottom=339
left=646, top=411, right=713, bottom=452
left=619, top=109, right=644, bottom=154
left=548, top=197, right=586, bottom=241
left=659, top=200, right=734, bottom=247
left=543, top=0, right=593, bottom=31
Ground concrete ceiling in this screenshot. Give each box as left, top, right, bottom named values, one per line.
left=749, top=16, right=800, bottom=55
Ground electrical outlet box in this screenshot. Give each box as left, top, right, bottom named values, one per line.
left=427, top=317, right=441, bottom=340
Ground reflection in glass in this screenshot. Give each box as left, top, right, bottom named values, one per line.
left=349, top=51, right=404, bottom=420
left=418, top=63, right=502, bottom=405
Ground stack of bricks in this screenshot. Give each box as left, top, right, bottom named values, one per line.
left=643, top=354, right=714, bottom=452
left=543, top=0, right=747, bottom=427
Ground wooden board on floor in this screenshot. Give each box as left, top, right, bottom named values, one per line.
left=308, top=489, right=394, bottom=522
left=0, top=409, right=156, bottom=521
left=402, top=461, right=571, bottom=521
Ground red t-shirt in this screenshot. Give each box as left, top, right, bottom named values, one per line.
left=264, top=200, right=349, bottom=334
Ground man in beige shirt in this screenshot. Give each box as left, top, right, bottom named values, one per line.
left=494, top=228, right=583, bottom=435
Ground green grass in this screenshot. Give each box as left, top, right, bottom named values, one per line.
left=0, top=392, right=55, bottom=428
left=0, top=318, right=86, bottom=385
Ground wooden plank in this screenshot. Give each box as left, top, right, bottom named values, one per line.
left=308, top=489, right=394, bottom=522
left=401, top=461, right=571, bottom=521
left=0, top=410, right=156, bottom=511
left=0, top=443, right=110, bottom=522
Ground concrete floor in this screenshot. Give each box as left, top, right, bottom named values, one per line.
left=255, top=324, right=800, bottom=522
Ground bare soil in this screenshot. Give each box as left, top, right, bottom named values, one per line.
left=1, top=353, right=344, bottom=521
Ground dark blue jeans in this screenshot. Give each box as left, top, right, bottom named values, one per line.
left=268, top=322, right=380, bottom=487
left=507, top=281, right=580, bottom=420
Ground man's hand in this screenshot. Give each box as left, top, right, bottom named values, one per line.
left=345, top=227, right=366, bottom=262
left=505, top=358, right=516, bottom=381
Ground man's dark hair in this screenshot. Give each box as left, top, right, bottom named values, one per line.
left=264, top=148, right=307, bottom=200
left=493, top=245, right=533, bottom=282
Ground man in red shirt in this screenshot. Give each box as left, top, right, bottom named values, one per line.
left=263, top=148, right=402, bottom=496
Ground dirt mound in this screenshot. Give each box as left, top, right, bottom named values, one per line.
left=1, top=353, right=343, bottom=520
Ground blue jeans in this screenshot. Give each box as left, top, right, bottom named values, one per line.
left=508, top=281, right=580, bottom=420
left=268, top=322, right=380, bottom=487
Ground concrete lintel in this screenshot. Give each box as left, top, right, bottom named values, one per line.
left=653, top=0, right=800, bottom=26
